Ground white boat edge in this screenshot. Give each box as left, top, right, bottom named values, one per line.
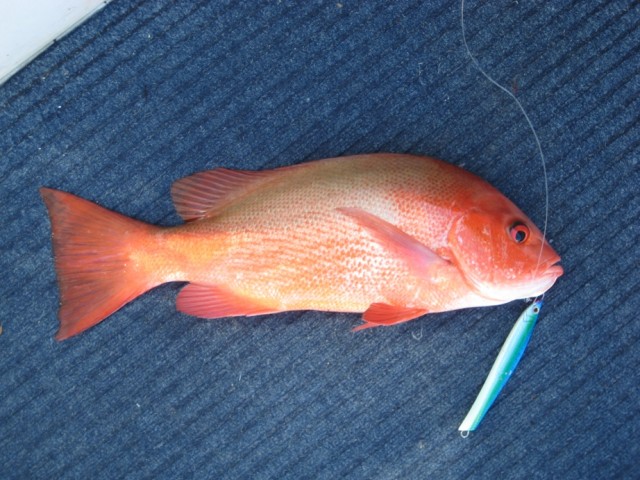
left=0, top=0, right=112, bottom=86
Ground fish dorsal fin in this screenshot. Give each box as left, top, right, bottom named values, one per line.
left=171, top=168, right=272, bottom=221
left=337, top=207, right=449, bottom=275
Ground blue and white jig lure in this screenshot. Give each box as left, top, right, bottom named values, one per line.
left=459, top=299, right=543, bottom=435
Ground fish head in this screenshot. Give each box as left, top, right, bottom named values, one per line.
left=447, top=192, right=563, bottom=302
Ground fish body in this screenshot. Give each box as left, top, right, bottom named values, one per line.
left=40, top=154, right=562, bottom=339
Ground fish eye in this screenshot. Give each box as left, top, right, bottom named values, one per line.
left=509, top=222, right=530, bottom=243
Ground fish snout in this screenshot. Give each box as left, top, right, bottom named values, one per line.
left=545, top=262, right=564, bottom=279
left=540, top=244, right=563, bottom=280
left=527, top=252, right=562, bottom=297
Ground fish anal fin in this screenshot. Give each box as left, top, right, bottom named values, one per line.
left=354, top=303, right=428, bottom=331
left=171, top=168, right=272, bottom=221
left=176, top=284, right=278, bottom=319
left=336, top=207, right=448, bottom=276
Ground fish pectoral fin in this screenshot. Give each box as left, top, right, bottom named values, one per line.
left=336, top=207, right=449, bottom=276
left=171, top=168, right=273, bottom=221
left=354, top=303, right=428, bottom=331
left=176, top=284, right=278, bottom=319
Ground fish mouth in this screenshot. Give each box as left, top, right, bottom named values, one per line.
left=527, top=261, right=563, bottom=297
left=543, top=260, right=564, bottom=279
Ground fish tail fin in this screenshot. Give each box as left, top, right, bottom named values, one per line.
left=40, top=188, right=161, bottom=340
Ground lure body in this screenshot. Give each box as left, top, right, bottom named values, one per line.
left=459, top=299, right=543, bottom=433
left=40, top=154, right=562, bottom=339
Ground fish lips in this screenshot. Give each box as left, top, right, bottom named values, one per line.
left=542, top=250, right=564, bottom=280
left=528, top=259, right=563, bottom=296
left=545, top=263, right=564, bottom=279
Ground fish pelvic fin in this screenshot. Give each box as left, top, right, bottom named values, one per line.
left=40, top=188, right=160, bottom=340
left=353, top=303, right=428, bottom=331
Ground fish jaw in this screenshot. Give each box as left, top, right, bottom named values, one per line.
left=459, top=257, right=563, bottom=304
left=526, top=261, right=563, bottom=297
left=513, top=248, right=564, bottom=298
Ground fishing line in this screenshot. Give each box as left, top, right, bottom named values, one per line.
left=460, top=0, right=549, bottom=273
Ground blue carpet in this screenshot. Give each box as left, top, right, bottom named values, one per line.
left=1, top=1, right=638, bottom=478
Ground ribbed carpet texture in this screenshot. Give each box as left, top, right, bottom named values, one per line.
left=1, top=1, right=638, bottom=478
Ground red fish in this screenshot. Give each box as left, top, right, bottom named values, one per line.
left=40, top=154, right=562, bottom=340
